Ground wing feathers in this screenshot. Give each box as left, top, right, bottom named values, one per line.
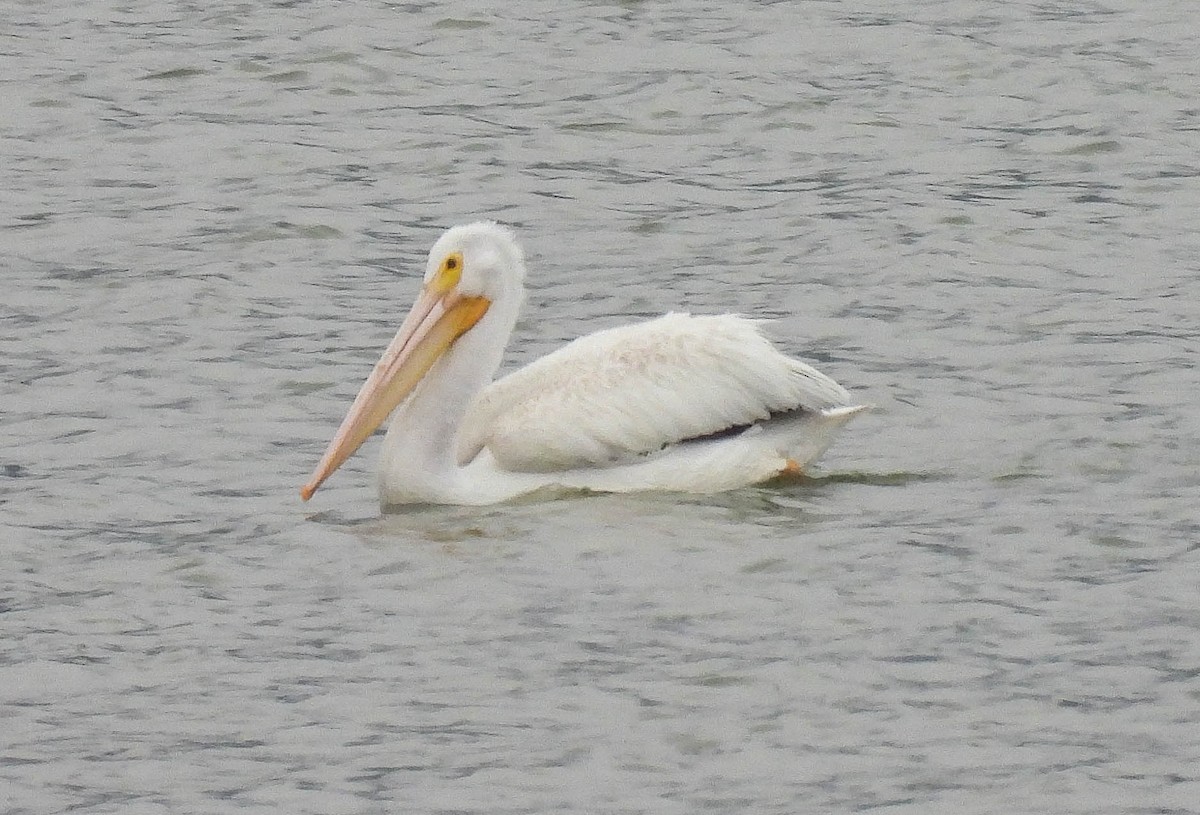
left=457, top=313, right=853, bottom=472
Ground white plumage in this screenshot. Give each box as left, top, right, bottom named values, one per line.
left=301, top=222, right=866, bottom=507
left=460, top=312, right=853, bottom=472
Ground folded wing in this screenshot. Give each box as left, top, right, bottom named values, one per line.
left=456, top=313, right=854, bottom=472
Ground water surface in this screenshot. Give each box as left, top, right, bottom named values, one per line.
left=4, top=1, right=1199, bottom=812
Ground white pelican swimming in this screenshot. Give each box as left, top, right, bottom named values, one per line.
left=301, top=222, right=866, bottom=506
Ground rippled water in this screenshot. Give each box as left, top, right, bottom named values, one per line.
left=4, top=1, right=1199, bottom=812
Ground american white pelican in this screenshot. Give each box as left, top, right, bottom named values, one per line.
left=301, top=222, right=866, bottom=506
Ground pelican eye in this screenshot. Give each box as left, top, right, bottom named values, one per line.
left=436, top=251, right=464, bottom=290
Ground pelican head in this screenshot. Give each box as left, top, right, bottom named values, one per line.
left=301, top=222, right=526, bottom=500
left=424, top=221, right=525, bottom=300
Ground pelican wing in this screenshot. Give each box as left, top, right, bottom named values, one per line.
left=457, top=313, right=853, bottom=472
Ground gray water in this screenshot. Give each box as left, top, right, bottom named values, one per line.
left=4, top=1, right=1199, bottom=813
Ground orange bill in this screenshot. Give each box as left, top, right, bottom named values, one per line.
left=301, top=289, right=489, bottom=501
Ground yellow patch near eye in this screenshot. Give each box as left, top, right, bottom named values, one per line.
left=433, top=251, right=464, bottom=292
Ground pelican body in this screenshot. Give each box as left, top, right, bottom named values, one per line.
left=301, top=223, right=866, bottom=506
